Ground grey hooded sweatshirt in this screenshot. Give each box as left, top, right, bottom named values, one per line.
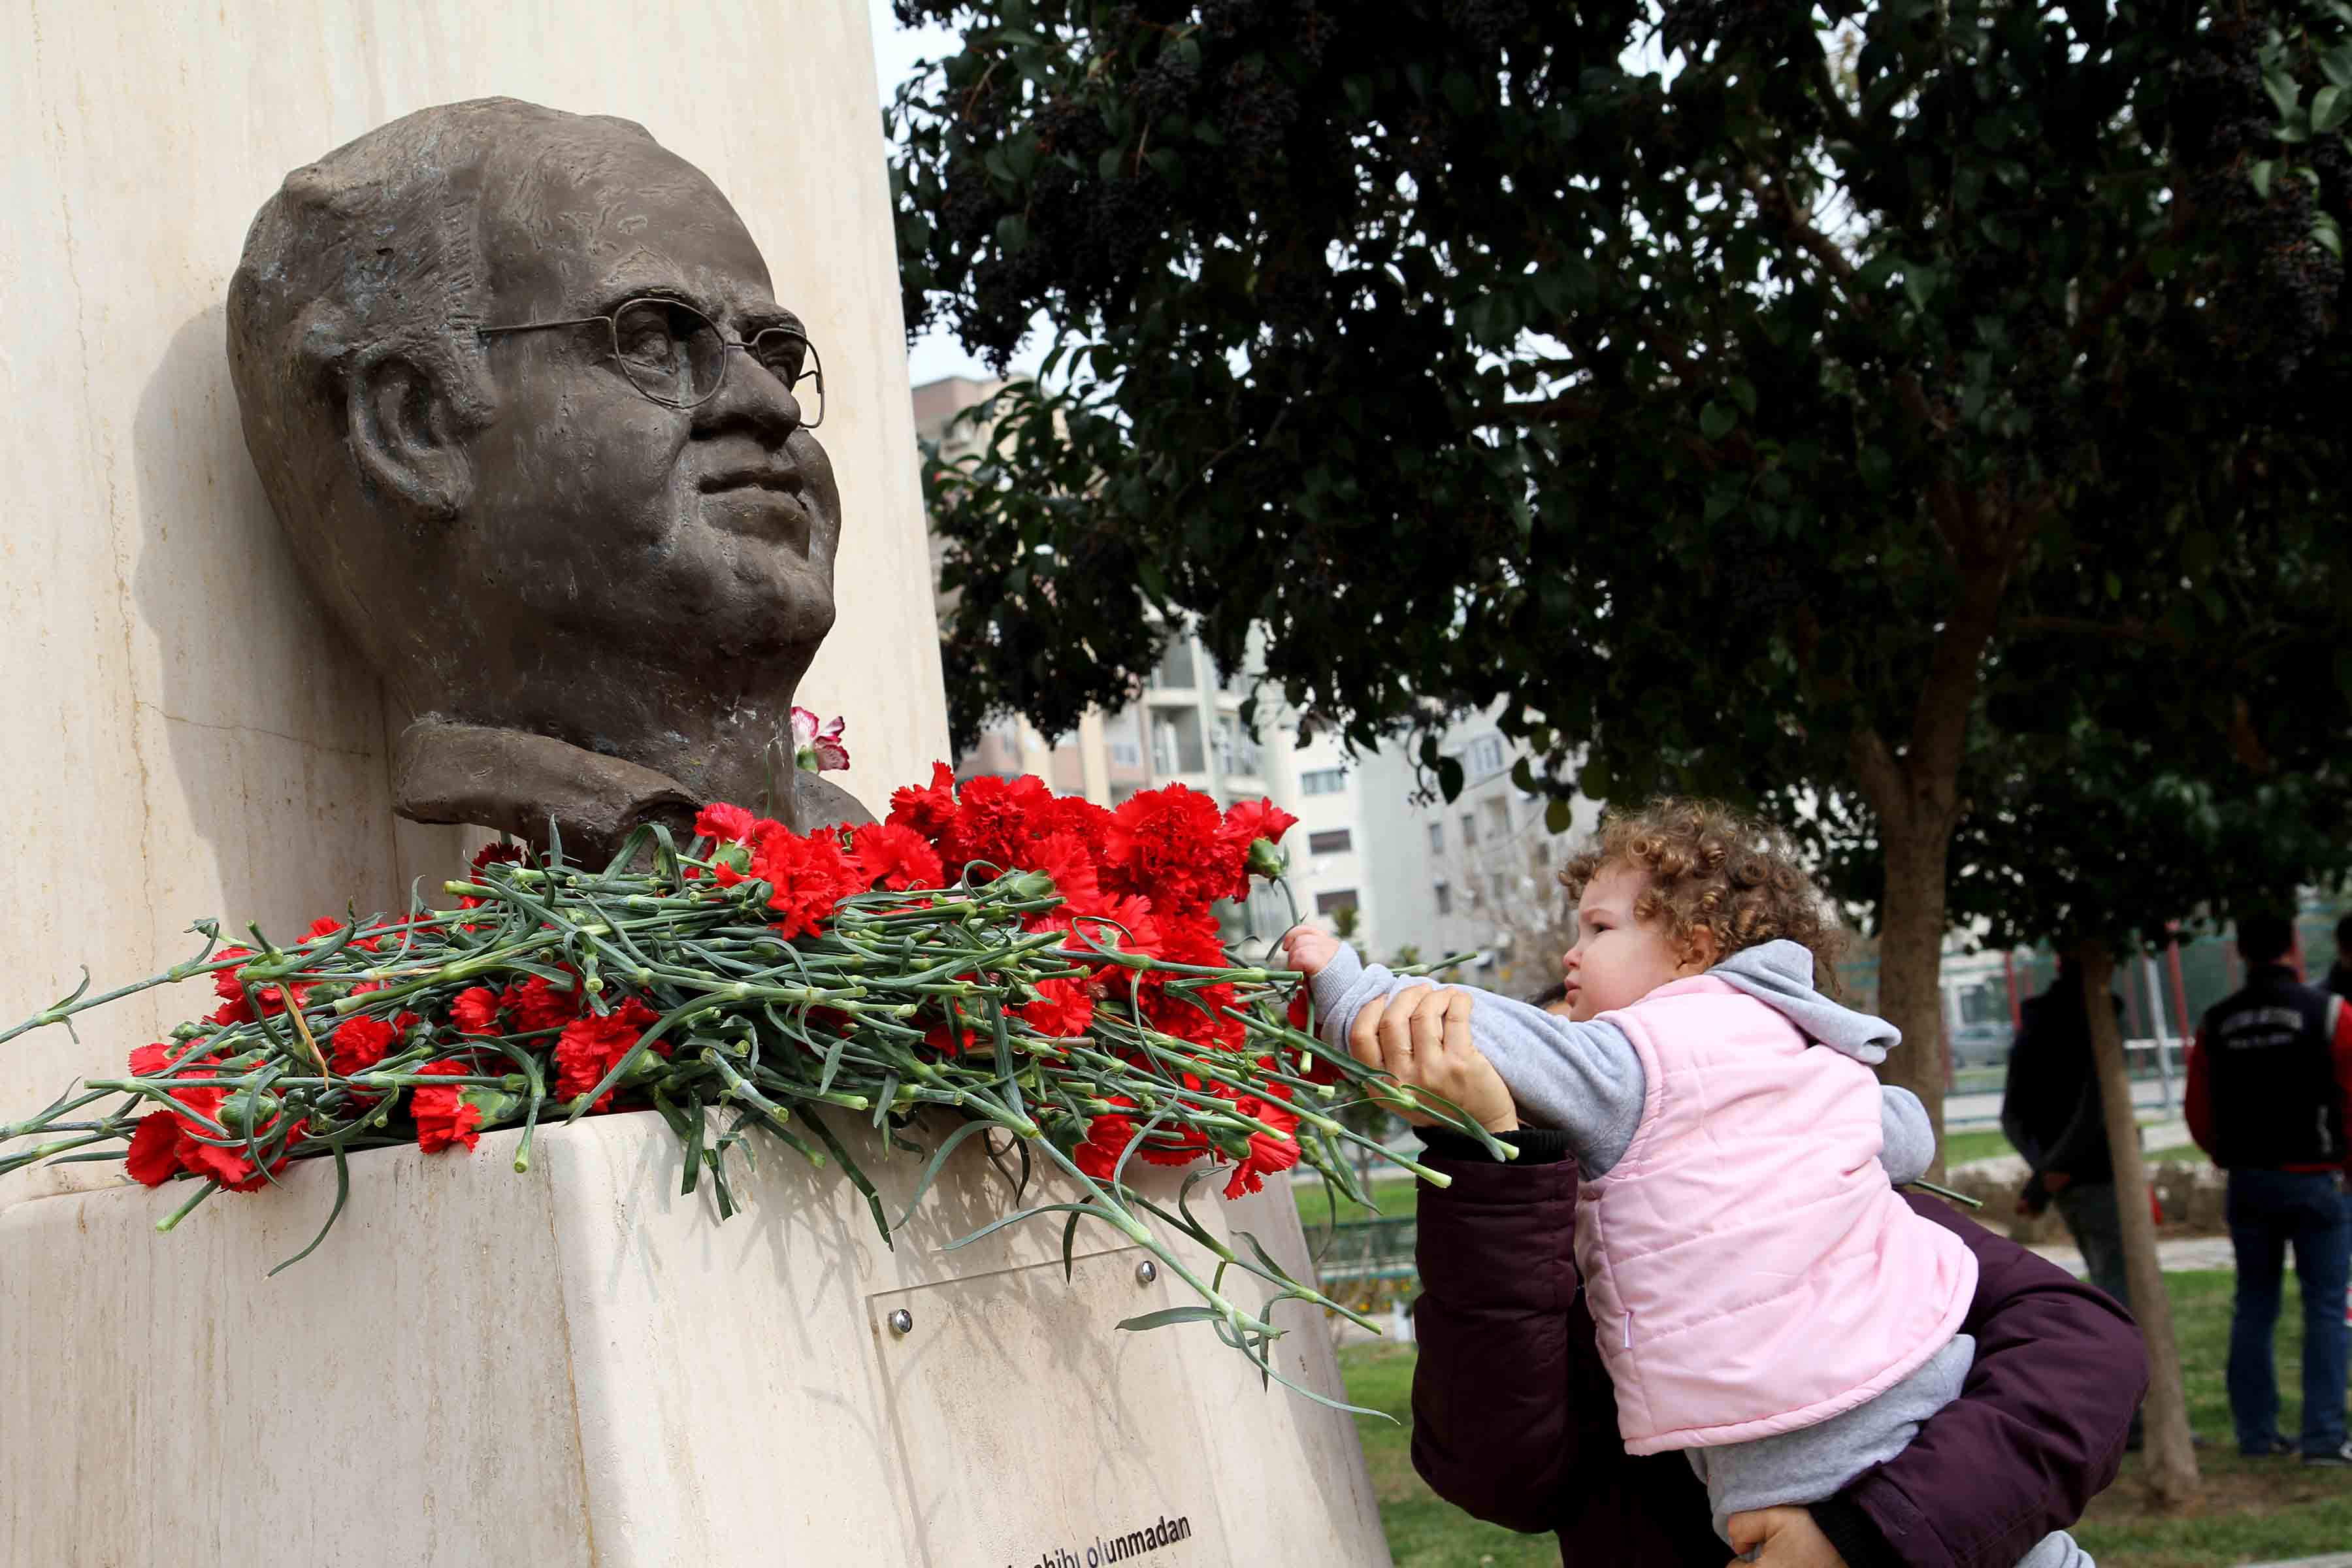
left=1307, top=938, right=1935, bottom=1183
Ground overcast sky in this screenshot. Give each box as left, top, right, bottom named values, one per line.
left=868, top=0, right=1051, bottom=387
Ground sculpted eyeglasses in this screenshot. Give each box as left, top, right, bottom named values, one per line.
left=477, top=296, right=825, bottom=426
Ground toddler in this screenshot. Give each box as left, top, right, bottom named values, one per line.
left=1286, top=798, right=2089, bottom=1567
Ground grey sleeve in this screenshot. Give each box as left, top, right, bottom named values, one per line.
left=1307, top=945, right=1647, bottom=1176
left=1878, top=1086, right=1936, bottom=1186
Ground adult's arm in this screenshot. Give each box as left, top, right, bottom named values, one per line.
left=1411, top=1144, right=2144, bottom=1568
left=1806, top=1198, right=2147, bottom=1568
left=1409, top=1127, right=1725, bottom=1565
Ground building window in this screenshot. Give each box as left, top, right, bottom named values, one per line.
left=1149, top=636, right=1197, bottom=691
left=1213, top=715, right=1262, bottom=779
left=1433, top=881, right=1452, bottom=915
left=1428, top=821, right=1444, bottom=853
left=1460, top=811, right=1477, bottom=846
left=1101, top=709, right=1146, bottom=774
left=1467, top=735, right=1507, bottom=777
left=1300, top=766, right=1347, bottom=796
left=1149, top=706, right=1205, bottom=774
left=1307, top=828, right=1352, bottom=856
left=1482, top=796, right=1511, bottom=839
left=1315, top=889, right=1360, bottom=916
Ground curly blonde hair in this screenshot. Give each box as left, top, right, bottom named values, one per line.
left=1558, top=798, right=1848, bottom=999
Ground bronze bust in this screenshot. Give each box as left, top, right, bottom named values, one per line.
left=227, top=97, right=869, bottom=860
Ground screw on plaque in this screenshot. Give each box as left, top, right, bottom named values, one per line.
left=887, top=1308, right=914, bottom=1336
left=1134, top=1260, right=1158, bottom=1286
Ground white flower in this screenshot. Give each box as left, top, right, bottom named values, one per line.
left=791, top=706, right=850, bottom=773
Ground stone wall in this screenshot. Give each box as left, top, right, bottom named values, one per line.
left=0, top=0, right=949, bottom=1202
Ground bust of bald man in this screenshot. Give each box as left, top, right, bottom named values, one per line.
left=228, top=98, right=870, bottom=861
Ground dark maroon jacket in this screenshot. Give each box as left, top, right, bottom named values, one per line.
left=1409, top=1130, right=2146, bottom=1568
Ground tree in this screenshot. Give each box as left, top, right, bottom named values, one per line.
left=892, top=0, right=2352, bottom=1141
left=1933, top=624, right=2352, bottom=1507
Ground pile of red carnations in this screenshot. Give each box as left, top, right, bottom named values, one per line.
left=0, top=764, right=1503, bottom=1397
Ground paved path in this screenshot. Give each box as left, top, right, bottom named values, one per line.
left=2030, top=1233, right=2238, bottom=1276
left=2246, top=1557, right=2352, bottom=1568
left=1946, top=1076, right=2174, bottom=1129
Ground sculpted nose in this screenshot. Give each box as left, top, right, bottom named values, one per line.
left=694, top=348, right=806, bottom=444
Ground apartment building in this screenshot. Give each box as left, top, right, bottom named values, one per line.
left=910, top=374, right=1594, bottom=972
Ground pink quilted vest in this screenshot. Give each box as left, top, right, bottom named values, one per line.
left=1575, top=977, right=1978, bottom=1454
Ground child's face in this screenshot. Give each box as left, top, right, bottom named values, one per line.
left=1560, top=863, right=1707, bottom=1022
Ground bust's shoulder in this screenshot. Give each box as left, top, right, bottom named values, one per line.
left=794, top=770, right=876, bottom=833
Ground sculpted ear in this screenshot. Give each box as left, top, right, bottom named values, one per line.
left=348, top=352, right=472, bottom=520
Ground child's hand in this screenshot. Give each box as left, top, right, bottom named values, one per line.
left=1281, top=925, right=1341, bottom=978
left=1724, top=1507, right=1848, bottom=1567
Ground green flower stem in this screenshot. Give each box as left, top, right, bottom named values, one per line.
left=153, top=1178, right=221, bottom=1233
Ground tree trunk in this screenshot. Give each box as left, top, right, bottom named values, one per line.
left=2080, top=940, right=2200, bottom=1509
left=1874, top=815, right=1953, bottom=1183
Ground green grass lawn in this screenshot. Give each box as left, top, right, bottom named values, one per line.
left=1942, top=1126, right=2016, bottom=1165
left=1342, top=1269, right=2352, bottom=1568
left=1294, top=1173, right=1420, bottom=1230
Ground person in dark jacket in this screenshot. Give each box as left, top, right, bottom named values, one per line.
left=1409, top=1121, right=2145, bottom=1567
left=2000, top=959, right=2131, bottom=1312
left=2325, top=912, right=2352, bottom=1004
left=2185, top=907, right=2352, bottom=1465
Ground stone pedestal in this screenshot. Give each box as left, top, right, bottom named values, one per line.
left=0, top=1113, right=1391, bottom=1565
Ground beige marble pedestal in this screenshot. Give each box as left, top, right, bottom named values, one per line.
left=0, top=1112, right=1390, bottom=1567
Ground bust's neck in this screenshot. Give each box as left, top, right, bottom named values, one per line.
left=391, top=717, right=872, bottom=867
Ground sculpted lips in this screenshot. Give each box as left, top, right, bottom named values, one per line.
left=699, top=461, right=809, bottom=547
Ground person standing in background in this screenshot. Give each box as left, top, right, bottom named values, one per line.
left=2187, top=907, right=2352, bottom=1465
left=2002, top=958, right=2133, bottom=1314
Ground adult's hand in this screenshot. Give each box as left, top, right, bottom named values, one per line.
left=1345, top=984, right=1519, bottom=1134
left=1725, top=1508, right=1848, bottom=1567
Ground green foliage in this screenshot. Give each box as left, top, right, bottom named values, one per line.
left=892, top=0, right=2352, bottom=941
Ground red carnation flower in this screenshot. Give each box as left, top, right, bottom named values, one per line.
left=1017, top=979, right=1095, bottom=1040
left=924, top=1015, right=984, bottom=1056
left=1224, top=1128, right=1303, bottom=1198
left=304, top=916, right=346, bottom=941
left=1219, top=797, right=1299, bottom=893
left=129, top=1041, right=181, bottom=1077
left=449, top=987, right=502, bottom=1036
left=886, top=761, right=960, bottom=843
left=210, top=945, right=308, bottom=1018
left=1039, top=794, right=1114, bottom=857
left=945, top=772, right=1053, bottom=875
left=1221, top=1090, right=1303, bottom=1198
left=500, top=972, right=583, bottom=1034
left=125, top=1111, right=182, bottom=1186
left=1023, top=830, right=1102, bottom=912
left=695, top=802, right=760, bottom=843
left=849, top=822, right=945, bottom=891
left=553, top=998, right=664, bottom=1110
left=1073, top=1111, right=1139, bottom=1183
left=1102, top=785, right=1236, bottom=915
left=169, top=1086, right=301, bottom=1193
left=411, top=1060, right=483, bottom=1154
left=330, top=1016, right=399, bottom=1076
left=211, top=947, right=253, bottom=1004
left=749, top=824, right=865, bottom=939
